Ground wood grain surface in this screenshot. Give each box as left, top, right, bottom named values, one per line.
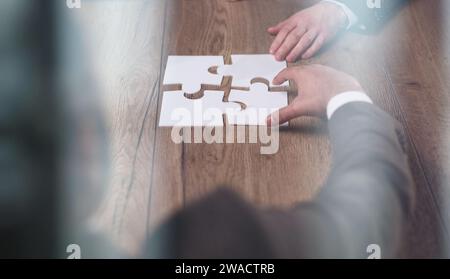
left=74, top=0, right=450, bottom=258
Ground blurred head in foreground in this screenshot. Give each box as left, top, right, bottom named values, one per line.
left=0, top=0, right=109, bottom=258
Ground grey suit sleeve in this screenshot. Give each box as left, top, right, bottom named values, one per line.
left=287, top=102, right=414, bottom=258
left=145, top=103, right=414, bottom=259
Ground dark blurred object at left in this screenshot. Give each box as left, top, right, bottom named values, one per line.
left=0, top=0, right=112, bottom=258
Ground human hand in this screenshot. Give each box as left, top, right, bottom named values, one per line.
left=267, top=65, right=363, bottom=126
left=268, top=2, right=348, bottom=62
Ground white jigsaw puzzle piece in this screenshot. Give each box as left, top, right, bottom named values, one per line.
left=217, top=54, right=288, bottom=88
left=227, top=82, right=288, bottom=126
left=163, top=56, right=225, bottom=94
left=159, top=91, right=241, bottom=127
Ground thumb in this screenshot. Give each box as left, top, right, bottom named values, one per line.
left=267, top=98, right=315, bottom=126
left=273, top=65, right=317, bottom=87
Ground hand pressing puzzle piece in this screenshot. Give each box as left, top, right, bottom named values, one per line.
left=227, top=82, right=288, bottom=126
left=159, top=91, right=241, bottom=127
left=163, top=56, right=225, bottom=94
left=217, top=54, right=288, bottom=88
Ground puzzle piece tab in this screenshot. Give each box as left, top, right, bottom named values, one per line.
left=227, top=82, right=288, bottom=126
left=217, top=54, right=288, bottom=88
left=163, top=56, right=225, bottom=94
left=158, top=91, right=241, bottom=127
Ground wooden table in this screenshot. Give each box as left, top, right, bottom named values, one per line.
left=75, top=0, right=450, bottom=258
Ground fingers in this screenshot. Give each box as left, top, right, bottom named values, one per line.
left=274, top=28, right=307, bottom=61
left=269, top=23, right=295, bottom=55
left=267, top=19, right=287, bottom=35
left=272, top=67, right=297, bottom=85
left=285, top=30, right=317, bottom=62
left=301, top=35, right=325, bottom=59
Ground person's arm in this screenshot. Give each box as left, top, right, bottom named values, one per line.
left=268, top=2, right=349, bottom=62
left=336, top=0, right=407, bottom=32
left=267, top=0, right=407, bottom=61
left=286, top=100, right=413, bottom=258
left=146, top=65, right=414, bottom=259
left=266, top=65, right=413, bottom=258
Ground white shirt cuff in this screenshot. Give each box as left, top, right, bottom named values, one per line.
left=322, top=0, right=359, bottom=29
left=327, top=91, right=373, bottom=119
